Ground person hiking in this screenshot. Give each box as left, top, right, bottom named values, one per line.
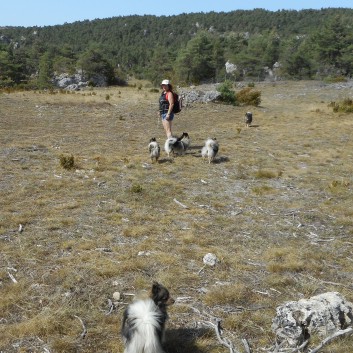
left=158, top=79, right=175, bottom=138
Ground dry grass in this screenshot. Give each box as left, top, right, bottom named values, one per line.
left=1, top=80, right=353, bottom=352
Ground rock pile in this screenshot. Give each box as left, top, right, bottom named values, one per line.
left=178, top=86, right=221, bottom=105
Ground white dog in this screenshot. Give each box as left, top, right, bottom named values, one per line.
left=201, top=138, right=219, bottom=163
left=148, top=137, right=160, bottom=163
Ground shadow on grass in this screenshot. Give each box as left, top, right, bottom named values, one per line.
left=214, top=156, right=230, bottom=163
left=164, top=327, right=210, bottom=353
left=189, top=145, right=204, bottom=150
left=158, top=158, right=174, bottom=164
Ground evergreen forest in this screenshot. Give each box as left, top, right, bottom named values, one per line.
left=0, top=8, right=353, bottom=88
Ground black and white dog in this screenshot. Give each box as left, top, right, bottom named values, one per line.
left=201, top=138, right=219, bottom=163
left=121, top=282, right=175, bottom=353
left=164, top=132, right=190, bottom=157
left=148, top=137, right=160, bottom=163
left=244, top=111, right=253, bottom=127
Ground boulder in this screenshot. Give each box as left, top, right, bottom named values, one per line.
left=272, top=292, right=353, bottom=348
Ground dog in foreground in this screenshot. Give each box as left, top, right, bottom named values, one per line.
left=121, top=282, right=175, bottom=353
left=164, top=132, right=190, bottom=157
left=201, top=138, right=219, bottom=163
left=148, top=137, right=160, bottom=163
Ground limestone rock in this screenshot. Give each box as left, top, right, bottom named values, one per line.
left=272, top=292, right=353, bottom=348
left=203, top=253, right=218, bottom=267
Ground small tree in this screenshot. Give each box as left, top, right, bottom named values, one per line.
left=78, top=48, right=115, bottom=85
left=37, top=52, right=53, bottom=89
left=217, top=80, right=237, bottom=105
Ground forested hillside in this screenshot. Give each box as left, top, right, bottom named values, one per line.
left=1, top=8, right=353, bottom=88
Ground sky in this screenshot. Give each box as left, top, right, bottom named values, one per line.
left=1, top=0, right=352, bottom=27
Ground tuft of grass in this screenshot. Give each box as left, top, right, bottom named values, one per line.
left=204, top=283, right=253, bottom=306
left=59, top=154, right=75, bottom=169
left=252, top=185, right=276, bottom=195
left=130, top=183, right=143, bottom=193
left=254, top=169, right=280, bottom=179
left=265, top=247, right=305, bottom=274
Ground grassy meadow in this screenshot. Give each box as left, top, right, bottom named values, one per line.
left=0, top=80, right=353, bottom=352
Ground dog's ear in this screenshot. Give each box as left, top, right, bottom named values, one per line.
left=152, top=281, right=160, bottom=295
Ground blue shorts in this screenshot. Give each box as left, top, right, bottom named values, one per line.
left=161, top=112, right=174, bottom=121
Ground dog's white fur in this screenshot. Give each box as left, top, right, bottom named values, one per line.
left=201, top=138, right=219, bottom=163
left=122, top=299, right=165, bottom=353
left=148, top=138, right=160, bottom=163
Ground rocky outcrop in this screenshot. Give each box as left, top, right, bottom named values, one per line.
left=52, top=72, right=108, bottom=90
left=178, top=86, right=221, bottom=105
left=272, top=292, right=353, bottom=348
left=0, top=35, right=11, bottom=44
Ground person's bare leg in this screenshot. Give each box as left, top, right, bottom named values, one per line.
left=163, top=120, right=172, bottom=138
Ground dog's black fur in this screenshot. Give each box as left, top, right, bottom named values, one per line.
left=245, top=111, right=253, bottom=127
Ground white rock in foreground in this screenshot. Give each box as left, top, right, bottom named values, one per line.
left=203, top=253, right=218, bottom=267
left=272, top=292, right=353, bottom=348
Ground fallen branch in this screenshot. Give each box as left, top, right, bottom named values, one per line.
left=199, top=319, right=241, bottom=353
left=309, top=327, right=353, bottom=353
left=106, top=299, right=115, bottom=315
left=7, top=271, right=18, bottom=284
left=242, top=338, right=252, bottom=353
left=173, top=198, right=189, bottom=209
left=74, top=315, right=87, bottom=339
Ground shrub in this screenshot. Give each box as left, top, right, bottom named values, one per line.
left=236, top=87, right=261, bottom=106
left=217, top=80, right=237, bottom=105
left=59, top=154, right=75, bottom=170
left=130, top=184, right=143, bottom=193
left=329, top=98, right=353, bottom=113
left=323, top=75, right=347, bottom=83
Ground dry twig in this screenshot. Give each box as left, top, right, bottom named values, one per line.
left=7, top=272, right=18, bottom=284
left=74, top=315, right=87, bottom=339
left=309, top=327, right=353, bottom=353
left=173, top=198, right=189, bottom=209
left=199, top=319, right=241, bottom=353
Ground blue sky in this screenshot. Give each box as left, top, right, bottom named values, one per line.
left=1, top=0, right=352, bottom=27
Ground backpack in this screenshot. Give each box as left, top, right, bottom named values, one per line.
left=171, top=92, right=182, bottom=114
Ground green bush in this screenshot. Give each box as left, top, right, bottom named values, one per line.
left=323, top=75, right=347, bottom=83
left=217, top=81, right=237, bottom=105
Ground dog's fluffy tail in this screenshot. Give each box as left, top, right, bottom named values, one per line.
left=202, top=138, right=219, bottom=162
left=123, top=299, right=165, bottom=353
left=164, top=137, right=177, bottom=155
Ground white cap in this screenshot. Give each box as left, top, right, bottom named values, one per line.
left=161, top=79, right=170, bottom=85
